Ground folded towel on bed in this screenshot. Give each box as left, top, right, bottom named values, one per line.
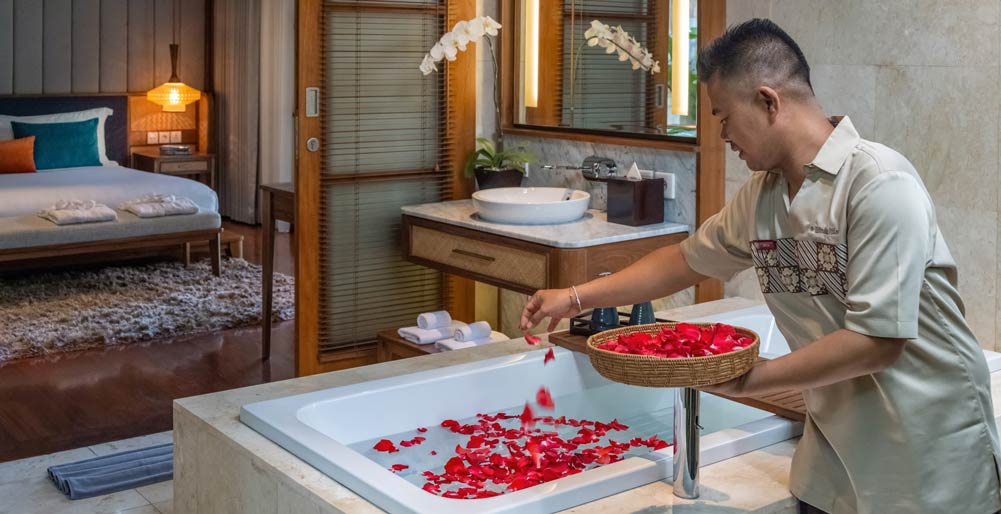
left=120, top=194, right=199, bottom=218
left=38, top=200, right=118, bottom=225
left=398, top=321, right=468, bottom=344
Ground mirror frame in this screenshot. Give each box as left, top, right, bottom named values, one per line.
left=500, top=0, right=725, bottom=154
left=499, top=0, right=727, bottom=303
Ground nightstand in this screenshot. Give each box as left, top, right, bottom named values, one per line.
left=131, top=149, right=217, bottom=191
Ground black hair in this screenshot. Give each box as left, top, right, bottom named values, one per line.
left=697, top=18, right=813, bottom=98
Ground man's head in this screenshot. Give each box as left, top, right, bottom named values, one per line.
left=698, top=19, right=816, bottom=171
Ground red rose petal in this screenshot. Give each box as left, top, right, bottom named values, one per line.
left=390, top=464, right=409, bottom=472
left=417, top=427, right=428, bottom=433
left=520, top=403, right=535, bottom=430
left=444, top=456, right=467, bottom=475
left=543, top=348, right=555, bottom=365
left=373, top=439, right=398, bottom=453
left=524, top=333, right=541, bottom=345
left=536, top=387, right=555, bottom=410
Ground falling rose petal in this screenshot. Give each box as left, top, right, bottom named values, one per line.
left=520, top=403, right=536, bottom=430
left=373, top=439, right=398, bottom=453
left=544, top=348, right=555, bottom=365
left=527, top=440, right=541, bottom=469
left=536, top=387, right=555, bottom=410
left=524, top=333, right=541, bottom=345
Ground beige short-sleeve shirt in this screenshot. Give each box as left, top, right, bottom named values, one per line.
left=682, top=116, right=1001, bottom=514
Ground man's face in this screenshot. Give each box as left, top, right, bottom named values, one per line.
left=706, top=76, right=780, bottom=172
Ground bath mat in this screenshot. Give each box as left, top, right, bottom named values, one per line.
left=48, top=443, right=173, bottom=500
left=0, top=259, right=294, bottom=363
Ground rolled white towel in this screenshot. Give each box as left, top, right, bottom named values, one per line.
left=417, top=310, right=452, bottom=330
left=397, top=321, right=467, bottom=345
left=38, top=200, right=117, bottom=225
left=436, top=331, right=509, bottom=351
left=120, top=194, right=199, bottom=218
left=454, top=321, right=491, bottom=342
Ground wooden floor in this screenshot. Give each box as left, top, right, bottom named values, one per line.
left=0, top=221, right=296, bottom=463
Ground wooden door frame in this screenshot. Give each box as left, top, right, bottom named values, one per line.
left=295, top=0, right=477, bottom=376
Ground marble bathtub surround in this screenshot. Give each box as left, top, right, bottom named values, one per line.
left=173, top=299, right=801, bottom=514
left=402, top=200, right=687, bottom=249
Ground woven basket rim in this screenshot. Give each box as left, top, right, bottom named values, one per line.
left=586, top=321, right=760, bottom=361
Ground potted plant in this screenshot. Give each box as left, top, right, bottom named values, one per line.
left=464, top=137, right=534, bottom=189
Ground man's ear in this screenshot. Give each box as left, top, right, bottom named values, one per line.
left=757, top=86, right=781, bottom=120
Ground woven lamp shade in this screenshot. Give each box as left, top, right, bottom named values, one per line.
left=147, top=43, right=201, bottom=112
left=146, top=81, right=201, bottom=112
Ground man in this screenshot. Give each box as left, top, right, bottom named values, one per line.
left=521, top=19, right=1001, bottom=514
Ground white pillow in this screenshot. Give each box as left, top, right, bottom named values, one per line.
left=0, top=107, right=115, bottom=166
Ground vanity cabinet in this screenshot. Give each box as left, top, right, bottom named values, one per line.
left=403, top=214, right=688, bottom=295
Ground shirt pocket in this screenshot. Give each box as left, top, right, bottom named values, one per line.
left=750, top=237, right=848, bottom=304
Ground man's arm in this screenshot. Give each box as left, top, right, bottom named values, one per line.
left=702, top=329, right=907, bottom=397
left=520, top=244, right=707, bottom=331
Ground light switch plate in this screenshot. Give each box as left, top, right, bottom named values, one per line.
left=158, top=131, right=171, bottom=144
left=146, top=132, right=159, bottom=145
left=169, top=131, right=181, bottom=143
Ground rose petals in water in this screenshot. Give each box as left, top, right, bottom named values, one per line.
left=373, top=439, right=398, bottom=453
left=543, top=348, right=555, bottom=365
left=524, top=333, right=541, bottom=345
left=536, top=387, right=555, bottom=410
left=390, top=464, right=409, bottom=472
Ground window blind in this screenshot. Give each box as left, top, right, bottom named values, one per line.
left=320, top=0, right=451, bottom=352
left=561, top=0, right=652, bottom=131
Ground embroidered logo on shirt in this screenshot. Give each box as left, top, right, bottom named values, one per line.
left=808, top=225, right=840, bottom=235
left=750, top=238, right=848, bottom=304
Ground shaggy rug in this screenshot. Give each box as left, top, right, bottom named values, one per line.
left=0, top=259, right=295, bottom=363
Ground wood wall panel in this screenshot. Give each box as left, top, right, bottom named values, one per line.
left=100, top=0, right=129, bottom=92
left=0, top=0, right=208, bottom=95
left=13, top=0, right=43, bottom=94
left=73, top=0, right=102, bottom=93
left=43, top=0, right=73, bottom=94
left=0, top=0, right=12, bottom=95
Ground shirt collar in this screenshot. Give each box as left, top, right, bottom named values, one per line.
left=808, top=115, right=860, bottom=175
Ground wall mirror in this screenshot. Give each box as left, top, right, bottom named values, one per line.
left=506, top=0, right=698, bottom=141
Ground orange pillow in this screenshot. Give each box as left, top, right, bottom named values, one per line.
left=0, top=136, right=36, bottom=174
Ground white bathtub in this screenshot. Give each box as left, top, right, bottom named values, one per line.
left=241, top=324, right=803, bottom=514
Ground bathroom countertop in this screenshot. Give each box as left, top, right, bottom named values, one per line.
left=174, top=297, right=1000, bottom=514
left=401, top=199, right=689, bottom=248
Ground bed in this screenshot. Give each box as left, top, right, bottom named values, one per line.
left=0, top=95, right=223, bottom=275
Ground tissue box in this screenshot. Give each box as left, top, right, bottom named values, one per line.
left=606, top=177, right=665, bottom=226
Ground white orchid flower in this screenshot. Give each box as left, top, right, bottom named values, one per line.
left=429, top=42, right=446, bottom=62
left=482, top=16, right=501, bottom=36
left=465, top=17, right=488, bottom=40
left=440, top=32, right=460, bottom=61
left=580, top=19, right=661, bottom=74
left=452, top=21, right=471, bottom=50
left=419, top=54, right=438, bottom=75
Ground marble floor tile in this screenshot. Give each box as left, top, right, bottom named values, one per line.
left=153, top=500, right=174, bottom=514
left=0, top=447, right=96, bottom=486
left=0, top=476, right=148, bottom=514
left=122, top=506, right=161, bottom=514
left=136, top=480, right=173, bottom=505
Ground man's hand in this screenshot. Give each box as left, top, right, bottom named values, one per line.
left=520, top=289, right=580, bottom=332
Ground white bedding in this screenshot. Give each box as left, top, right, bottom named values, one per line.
left=0, top=166, right=218, bottom=218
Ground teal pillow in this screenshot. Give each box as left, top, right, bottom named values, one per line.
left=10, top=118, right=102, bottom=170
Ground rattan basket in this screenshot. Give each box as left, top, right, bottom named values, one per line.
left=586, top=322, right=760, bottom=388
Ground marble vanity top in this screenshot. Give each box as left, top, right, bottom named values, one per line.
left=401, top=199, right=689, bottom=248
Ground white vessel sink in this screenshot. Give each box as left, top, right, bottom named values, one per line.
left=472, top=187, right=590, bottom=225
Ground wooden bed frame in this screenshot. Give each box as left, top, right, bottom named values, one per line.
left=0, top=94, right=222, bottom=275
